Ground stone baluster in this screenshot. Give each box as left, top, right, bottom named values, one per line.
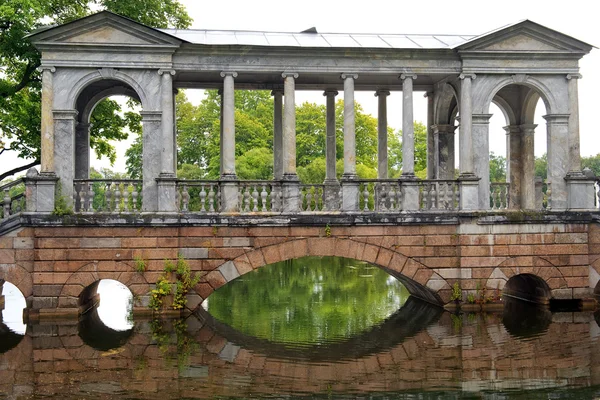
left=252, top=185, right=259, bottom=212
left=131, top=184, right=139, bottom=211
left=305, top=188, right=313, bottom=212
left=261, top=185, right=268, bottom=212
left=362, top=184, right=370, bottom=212
left=3, top=189, right=10, bottom=218
left=87, top=183, right=94, bottom=212
left=430, top=183, right=437, bottom=210
left=123, top=183, right=130, bottom=212
left=114, top=184, right=121, bottom=212
left=208, top=184, right=216, bottom=212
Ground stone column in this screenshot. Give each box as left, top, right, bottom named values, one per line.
left=40, top=66, right=56, bottom=174
left=219, top=89, right=224, bottom=176
left=53, top=110, right=78, bottom=206
left=220, top=72, right=239, bottom=213
left=400, top=74, right=419, bottom=210
left=505, top=125, right=522, bottom=209
left=433, top=124, right=456, bottom=180
left=520, top=124, right=537, bottom=209
left=458, top=74, right=479, bottom=210
left=544, top=114, right=570, bottom=210
left=282, top=72, right=300, bottom=212
left=74, top=123, right=91, bottom=179
left=156, top=69, right=177, bottom=212
left=567, top=74, right=582, bottom=174
left=323, top=89, right=340, bottom=210
left=272, top=89, right=284, bottom=180
left=472, top=114, right=492, bottom=210
left=375, top=90, right=390, bottom=179
left=341, top=73, right=359, bottom=211
left=426, top=92, right=435, bottom=179
left=141, top=111, right=162, bottom=211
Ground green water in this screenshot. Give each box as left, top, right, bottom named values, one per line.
left=205, top=256, right=410, bottom=345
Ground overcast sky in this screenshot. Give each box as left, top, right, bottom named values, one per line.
left=3, top=0, right=598, bottom=176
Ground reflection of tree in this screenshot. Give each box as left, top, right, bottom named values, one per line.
left=207, top=257, right=410, bottom=345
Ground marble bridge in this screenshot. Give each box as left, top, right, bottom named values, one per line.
left=0, top=12, right=599, bottom=316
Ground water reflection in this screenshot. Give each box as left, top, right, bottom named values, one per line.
left=502, top=297, right=552, bottom=339
left=205, top=256, right=411, bottom=346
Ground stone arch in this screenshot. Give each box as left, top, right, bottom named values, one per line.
left=486, top=256, right=567, bottom=304
left=199, top=237, right=448, bottom=306
left=0, top=263, right=32, bottom=307
left=482, top=76, right=556, bottom=116
left=80, top=86, right=141, bottom=125
left=521, top=88, right=542, bottom=125
left=491, top=96, right=517, bottom=127
left=58, top=261, right=151, bottom=310
left=434, top=83, right=459, bottom=125
left=69, top=69, right=149, bottom=111
left=504, top=273, right=552, bottom=304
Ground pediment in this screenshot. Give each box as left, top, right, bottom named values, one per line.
left=29, top=11, right=184, bottom=48
left=456, top=20, right=593, bottom=55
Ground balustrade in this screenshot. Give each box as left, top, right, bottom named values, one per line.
left=176, top=181, right=220, bottom=212
left=73, top=179, right=142, bottom=212
left=300, top=184, right=324, bottom=212
left=1, top=179, right=25, bottom=220
left=419, top=180, right=460, bottom=211
left=356, top=180, right=403, bottom=212
left=489, top=183, right=509, bottom=210
left=238, top=181, right=281, bottom=213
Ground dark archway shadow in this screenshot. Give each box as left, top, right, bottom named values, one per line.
left=0, top=322, right=24, bottom=354
left=193, top=296, right=443, bottom=362
left=503, top=273, right=551, bottom=305
left=78, top=306, right=134, bottom=351
left=502, top=297, right=551, bottom=339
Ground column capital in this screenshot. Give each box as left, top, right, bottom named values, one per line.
left=323, top=89, right=339, bottom=97
left=503, top=125, right=521, bottom=135
left=472, top=113, right=493, bottom=124
left=459, top=73, right=476, bottom=80
left=374, top=89, right=390, bottom=97
left=52, top=110, right=79, bottom=120
left=567, top=73, right=582, bottom=80
left=140, top=110, right=162, bottom=121
left=341, top=73, right=358, bottom=80
left=424, top=91, right=434, bottom=98
left=271, top=89, right=283, bottom=96
left=37, top=66, right=56, bottom=73
left=282, top=72, right=299, bottom=79
left=158, top=69, right=176, bottom=76
left=400, top=73, right=417, bottom=81
left=220, top=71, right=238, bottom=78
left=543, top=114, right=570, bottom=125
left=432, top=124, right=457, bottom=135
left=519, top=123, right=538, bottom=134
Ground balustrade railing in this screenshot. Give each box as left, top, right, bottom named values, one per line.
left=490, top=182, right=509, bottom=210
left=176, top=180, right=220, bottom=212
left=73, top=179, right=142, bottom=212
left=238, top=181, right=281, bottom=213
left=419, top=180, right=460, bottom=210
left=300, top=184, right=325, bottom=211
left=357, top=180, right=403, bottom=212
left=1, top=179, right=25, bottom=220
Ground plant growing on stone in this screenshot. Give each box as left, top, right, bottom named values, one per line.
left=149, top=275, right=172, bottom=311
left=133, top=255, right=146, bottom=273
left=172, top=256, right=201, bottom=310
left=52, top=183, right=74, bottom=216
left=449, top=282, right=462, bottom=303
left=324, top=223, right=331, bottom=237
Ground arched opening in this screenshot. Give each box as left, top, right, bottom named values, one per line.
left=486, top=82, right=550, bottom=210
left=503, top=273, right=551, bottom=305
left=78, top=279, right=134, bottom=351
left=0, top=280, right=26, bottom=353
left=202, top=256, right=441, bottom=351
left=73, top=78, right=144, bottom=212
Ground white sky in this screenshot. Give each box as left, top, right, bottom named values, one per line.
left=2, top=0, right=598, bottom=176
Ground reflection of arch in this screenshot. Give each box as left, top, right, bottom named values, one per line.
left=0, top=323, right=24, bottom=354
left=194, top=296, right=442, bottom=362
left=69, top=69, right=148, bottom=111
left=502, top=297, right=551, bottom=338
left=78, top=306, right=134, bottom=351
left=200, top=238, right=448, bottom=306
left=504, top=273, right=552, bottom=304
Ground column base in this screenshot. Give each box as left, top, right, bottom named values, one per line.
left=341, top=175, right=359, bottom=212
left=458, top=174, right=480, bottom=211
left=23, top=170, right=58, bottom=213
left=282, top=177, right=300, bottom=212
left=566, top=171, right=597, bottom=210
left=400, top=178, right=420, bottom=211
left=323, top=179, right=340, bottom=211
left=220, top=180, right=239, bottom=213
left=156, top=173, right=177, bottom=213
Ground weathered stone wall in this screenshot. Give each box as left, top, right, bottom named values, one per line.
left=0, top=221, right=598, bottom=311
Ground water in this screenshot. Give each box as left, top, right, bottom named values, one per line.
left=2, top=257, right=600, bottom=399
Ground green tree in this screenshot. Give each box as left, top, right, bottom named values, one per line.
left=0, top=0, right=191, bottom=179
left=582, top=153, right=600, bottom=177
left=489, top=152, right=507, bottom=182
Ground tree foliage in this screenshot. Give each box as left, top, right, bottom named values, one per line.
left=0, top=0, right=191, bottom=176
